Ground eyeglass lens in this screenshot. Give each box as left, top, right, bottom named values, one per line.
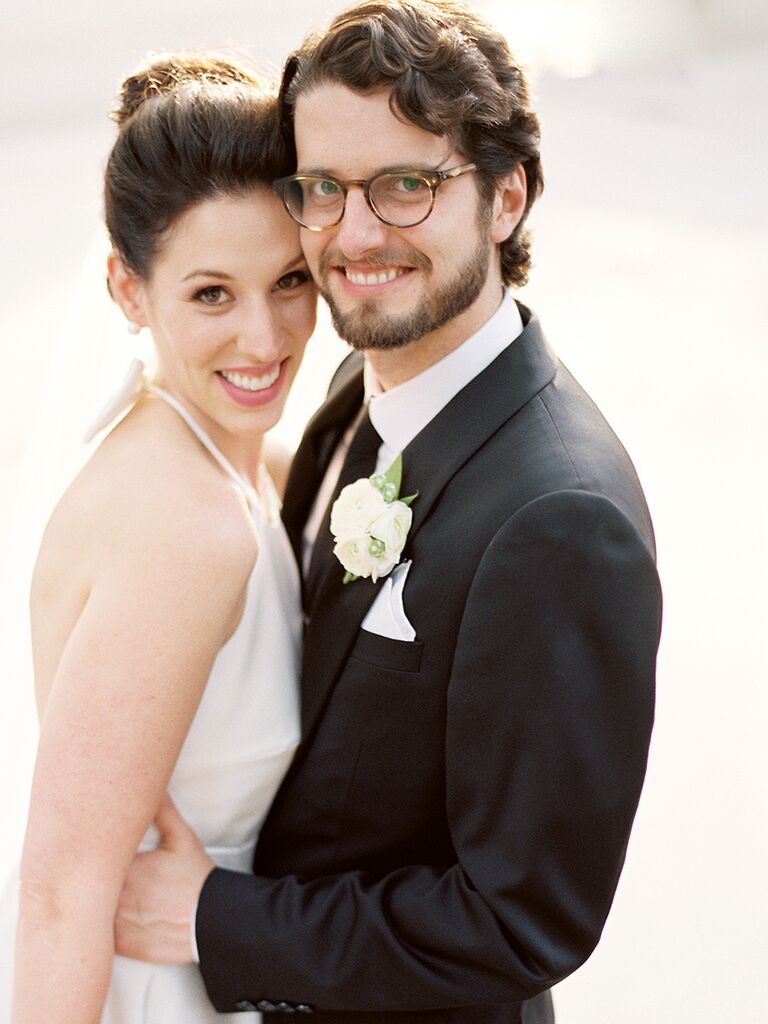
left=284, top=173, right=433, bottom=229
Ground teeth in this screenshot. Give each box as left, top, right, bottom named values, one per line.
left=220, top=366, right=280, bottom=391
left=345, top=267, right=406, bottom=286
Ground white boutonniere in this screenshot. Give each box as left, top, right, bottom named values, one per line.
left=330, top=454, right=418, bottom=584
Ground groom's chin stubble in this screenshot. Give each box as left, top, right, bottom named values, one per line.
left=326, top=297, right=420, bottom=351
left=321, top=251, right=491, bottom=353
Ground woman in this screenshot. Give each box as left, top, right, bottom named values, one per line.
left=0, top=54, right=316, bottom=1021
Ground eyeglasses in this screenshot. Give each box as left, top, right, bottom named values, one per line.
left=272, top=163, right=477, bottom=231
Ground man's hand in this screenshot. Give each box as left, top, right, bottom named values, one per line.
left=114, top=794, right=215, bottom=964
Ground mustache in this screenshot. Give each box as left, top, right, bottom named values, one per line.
left=319, top=249, right=431, bottom=275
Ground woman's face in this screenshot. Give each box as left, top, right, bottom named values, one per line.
left=114, top=189, right=317, bottom=445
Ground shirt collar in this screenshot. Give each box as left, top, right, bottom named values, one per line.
left=364, top=289, right=524, bottom=456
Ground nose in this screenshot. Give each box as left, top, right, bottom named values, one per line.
left=334, top=186, right=389, bottom=259
left=234, top=299, right=283, bottom=363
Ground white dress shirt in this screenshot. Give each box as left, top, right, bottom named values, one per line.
left=302, top=289, right=524, bottom=573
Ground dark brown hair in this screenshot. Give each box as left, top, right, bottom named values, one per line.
left=105, top=54, right=289, bottom=278
left=280, top=0, right=543, bottom=287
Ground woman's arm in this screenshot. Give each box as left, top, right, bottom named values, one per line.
left=13, top=460, right=254, bottom=1024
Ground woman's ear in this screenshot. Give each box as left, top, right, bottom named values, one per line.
left=107, top=250, right=147, bottom=329
left=490, top=163, right=527, bottom=244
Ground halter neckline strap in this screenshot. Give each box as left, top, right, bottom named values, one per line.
left=82, top=360, right=281, bottom=522
left=147, top=384, right=253, bottom=493
left=147, top=384, right=281, bottom=523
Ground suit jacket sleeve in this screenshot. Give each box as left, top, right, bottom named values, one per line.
left=196, top=488, right=661, bottom=1012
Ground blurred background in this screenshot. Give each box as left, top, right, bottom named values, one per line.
left=1, top=1, right=766, bottom=1019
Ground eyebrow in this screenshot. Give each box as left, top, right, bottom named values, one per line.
left=297, top=163, right=444, bottom=178
left=278, top=253, right=309, bottom=274
left=182, top=270, right=235, bottom=282
left=181, top=253, right=306, bottom=283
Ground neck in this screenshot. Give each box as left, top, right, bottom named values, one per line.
left=150, top=382, right=265, bottom=488
left=365, top=276, right=505, bottom=391
left=224, top=437, right=265, bottom=488
left=192, top=419, right=265, bottom=489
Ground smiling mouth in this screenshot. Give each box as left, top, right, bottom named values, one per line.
left=342, top=266, right=412, bottom=286
left=217, top=366, right=281, bottom=392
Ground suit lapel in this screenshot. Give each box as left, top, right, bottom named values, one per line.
left=401, top=308, right=557, bottom=544
left=301, top=308, right=558, bottom=741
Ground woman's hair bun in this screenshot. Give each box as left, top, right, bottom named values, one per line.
left=105, top=49, right=286, bottom=277
left=111, top=52, right=261, bottom=126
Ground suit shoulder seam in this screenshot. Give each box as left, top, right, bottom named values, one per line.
left=534, top=390, right=584, bottom=489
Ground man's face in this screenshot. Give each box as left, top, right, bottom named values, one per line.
left=293, top=83, right=497, bottom=351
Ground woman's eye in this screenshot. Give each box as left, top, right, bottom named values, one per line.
left=275, top=270, right=310, bottom=291
left=194, top=285, right=229, bottom=306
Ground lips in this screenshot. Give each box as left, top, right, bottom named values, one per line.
left=332, top=263, right=416, bottom=296
left=218, top=364, right=281, bottom=392
left=215, top=360, right=287, bottom=407
left=344, top=266, right=409, bottom=286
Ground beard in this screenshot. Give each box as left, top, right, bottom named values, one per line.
left=316, top=220, right=493, bottom=352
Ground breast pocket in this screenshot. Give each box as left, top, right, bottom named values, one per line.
left=350, top=628, right=424, bottom=673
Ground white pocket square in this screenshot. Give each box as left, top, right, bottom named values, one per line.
left=361, top=560, right=416, bottom=641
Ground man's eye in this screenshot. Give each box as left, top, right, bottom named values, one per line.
left=275, top=270, right=310, bottom=291
left=311, top=179, right=341, bottom=198
left=194, top=286, right=228, bottom=305
left=393, top=175, right=427, bottom=193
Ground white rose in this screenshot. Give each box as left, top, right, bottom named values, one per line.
left=330, top=479, right=387, bottom=540
left=369, top=500, right=412, bottom=562
left=333, top=536, right=400, bottom=582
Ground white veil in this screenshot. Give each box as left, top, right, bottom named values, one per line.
left=0, top=226, right=154, bottom=873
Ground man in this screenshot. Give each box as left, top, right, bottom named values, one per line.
left=115, top=2, right=661, bottom=1020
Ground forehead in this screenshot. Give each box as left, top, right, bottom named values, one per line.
left=294, top=82, right=452, bottom=176
left=150, top=191, right=299, bottom=278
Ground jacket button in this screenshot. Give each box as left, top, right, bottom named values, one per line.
left=295, top=1007, right=314, bottom=1015
left=235, top=1001, right=258, bottom=1012
left=257, top=1000, right=276, bottom=1012
left=275, top=1003, right=295, bottom=1013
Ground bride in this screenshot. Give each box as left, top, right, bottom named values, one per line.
left=0, top=53, right=316, bottom=1022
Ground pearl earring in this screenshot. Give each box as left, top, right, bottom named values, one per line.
left=127, top=320, right=141, bottom=335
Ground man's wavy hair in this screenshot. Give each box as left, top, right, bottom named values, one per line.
left=279, top=0, right=543, bottom=287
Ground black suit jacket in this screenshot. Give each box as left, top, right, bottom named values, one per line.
left=196, top=306, right=661, bottom=1022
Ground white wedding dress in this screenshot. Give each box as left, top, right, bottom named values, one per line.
left=0, top=379, right=302, bottom=1021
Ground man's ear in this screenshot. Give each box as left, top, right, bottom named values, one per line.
left=107, top=250, right=147, bottom=328
left=490, top=163, right=527, bottom=244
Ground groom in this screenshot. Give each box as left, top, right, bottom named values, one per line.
left=115, top=2, right=661, bottom=1020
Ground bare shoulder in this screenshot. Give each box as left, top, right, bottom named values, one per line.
left=263, top=434, right=295, bottom=499
left=34, top=399, right=257, bottom=605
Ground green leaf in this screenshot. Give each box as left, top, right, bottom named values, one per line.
left=343, top=571, right=360, bottom=584
left=400, top=491, right=419, bottom=507
left=383, top=453, right=403, bottom=494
